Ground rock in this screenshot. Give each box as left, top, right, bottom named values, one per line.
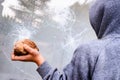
left=14, top=39, right=39, bottom=56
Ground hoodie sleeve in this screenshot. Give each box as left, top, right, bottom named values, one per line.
left=37, top=44, right=96, bottom=80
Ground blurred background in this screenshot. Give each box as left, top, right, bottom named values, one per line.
left=0, top=0, right=96, bottom=80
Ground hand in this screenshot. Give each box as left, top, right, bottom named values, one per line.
left=11, top=44, right=45, bottom=66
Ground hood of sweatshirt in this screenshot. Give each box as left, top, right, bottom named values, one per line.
left=89, top=0, right=120, bottom=39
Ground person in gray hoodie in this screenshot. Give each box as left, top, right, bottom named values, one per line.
left=11, top=0, right=120, bottom=79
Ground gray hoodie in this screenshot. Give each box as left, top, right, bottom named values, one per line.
left=37, top=0, right=120, bottom=80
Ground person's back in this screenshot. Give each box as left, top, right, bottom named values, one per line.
left=88, top=0, right=120, bottom=79
left=79, top=37, right=120, bottom=80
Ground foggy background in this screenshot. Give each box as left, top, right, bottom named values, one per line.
left=0, top=0, right=96, bottom=80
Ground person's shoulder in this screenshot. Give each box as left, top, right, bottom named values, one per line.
left=74, top=39, right=106, bottom=57
left=77, top=39, right=104, bottom=51
left=72, top=39, right=104, bottom=65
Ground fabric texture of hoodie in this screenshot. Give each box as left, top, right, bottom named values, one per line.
left=37, top=0, right=120, bottom=79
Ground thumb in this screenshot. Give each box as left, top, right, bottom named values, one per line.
left=23, top=44, right=36, bottom=54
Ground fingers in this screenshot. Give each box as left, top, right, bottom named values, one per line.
left=11, top=52, right=15, bottom=60
left=11, top=52, right=23, bottom=61
left=11, top=52, right=31, bottom=61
